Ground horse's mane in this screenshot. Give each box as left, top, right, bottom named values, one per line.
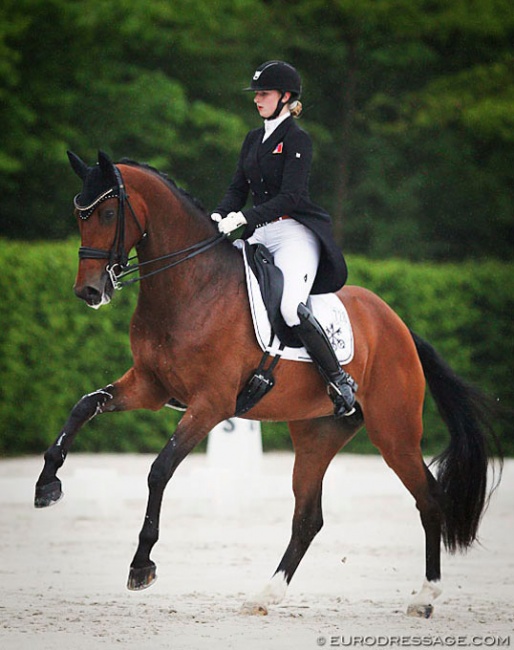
left=118, top=158, right=207, bottom=215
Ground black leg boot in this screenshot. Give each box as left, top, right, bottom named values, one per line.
left=294, top=302, right=358, bottom=417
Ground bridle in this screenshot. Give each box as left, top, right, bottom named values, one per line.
left=74, top=165, right=224, bottom=290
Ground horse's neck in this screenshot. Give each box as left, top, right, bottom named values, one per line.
left=142, top=199, right=211, bottom=261
left=134, top=188, right=241, bottom=313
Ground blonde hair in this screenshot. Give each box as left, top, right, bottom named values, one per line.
left=289, top=99, right=303, bottom=118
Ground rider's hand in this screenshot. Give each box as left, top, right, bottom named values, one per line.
left=210, top=212, right=223, bottom=223
left=218, top=211, right=247, bottom=234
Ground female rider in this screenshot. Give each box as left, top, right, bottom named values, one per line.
left=212, top=60, right=356, bottom=417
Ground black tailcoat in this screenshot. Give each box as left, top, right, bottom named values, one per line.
left=216, top=116, right=348, bottom=294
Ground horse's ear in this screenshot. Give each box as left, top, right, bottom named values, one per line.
left=98, top=150, right=117, bottom=184
left=67, top=151, right=88, bottom=180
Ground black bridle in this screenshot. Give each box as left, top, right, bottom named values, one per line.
left=75, top=165, right=224, bottom=290
left=76, top=166, right=138, bottom=270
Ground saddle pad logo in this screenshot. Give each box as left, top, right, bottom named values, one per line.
left=273, top=142, right=283, bottom=154
left=326, top=321, right=347, bottom=351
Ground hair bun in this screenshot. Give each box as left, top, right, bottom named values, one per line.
left=289, top=99, right=303, bottom=118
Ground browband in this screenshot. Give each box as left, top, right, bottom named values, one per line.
left=73, top=187, right=119, bottom=220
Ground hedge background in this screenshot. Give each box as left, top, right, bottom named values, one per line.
left=0, top=238, right=511, bottom=457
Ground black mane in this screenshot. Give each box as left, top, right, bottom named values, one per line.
left=118, top=158, right=207, bottom=215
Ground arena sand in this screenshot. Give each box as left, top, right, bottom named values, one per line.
left=0, top=451, right=512, bottom=650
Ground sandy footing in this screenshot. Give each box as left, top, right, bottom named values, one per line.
left=0, top=452, right=512, bottom=649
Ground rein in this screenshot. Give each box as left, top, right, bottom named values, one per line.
left=77, top=165, right=224, bottom=290
left=111, top=234, right=223, bottom=289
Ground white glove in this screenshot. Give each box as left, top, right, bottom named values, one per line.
left=210, top=212, right=223, bottom=223
left=218, top=211, right=247, bottom=234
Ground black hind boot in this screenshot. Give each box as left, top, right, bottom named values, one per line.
left=295, top=302, right=357, bottom=417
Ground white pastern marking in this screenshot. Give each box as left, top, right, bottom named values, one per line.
left=410, top=579, right=442, bottom=607
left=252, top=571, right=289, bottom=606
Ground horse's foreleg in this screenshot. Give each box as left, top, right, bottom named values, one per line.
left=127, top=406, right=222, bottom=591
left=34, top=385, right=116, bottom=507
left=34, top=368, right=167, bottom=508
left=241, top=416, right=360, bottom=615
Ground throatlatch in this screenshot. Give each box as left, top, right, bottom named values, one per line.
left=295, top=302, right=357, bottom=417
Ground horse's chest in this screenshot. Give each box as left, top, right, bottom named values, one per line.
left=133, top=327, right=191, bottom=378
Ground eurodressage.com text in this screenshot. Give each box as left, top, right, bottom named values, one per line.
left=315, top=636, right=511, bottom=648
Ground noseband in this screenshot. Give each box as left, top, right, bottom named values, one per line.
left=75, top=165, right=224, bottom=290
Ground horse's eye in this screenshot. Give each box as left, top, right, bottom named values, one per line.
left=102, top=208, right=116, bottom=222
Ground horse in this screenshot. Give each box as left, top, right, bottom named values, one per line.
left=34, top=150, right=501, bottom=618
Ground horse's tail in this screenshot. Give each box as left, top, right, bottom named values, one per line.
left=410, top=330, right=503, bottom=553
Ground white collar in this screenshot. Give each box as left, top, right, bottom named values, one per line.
left=262, top=111, right=291, bottom=142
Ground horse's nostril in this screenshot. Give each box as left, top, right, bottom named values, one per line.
left=74, top=284, right=102, bottom=305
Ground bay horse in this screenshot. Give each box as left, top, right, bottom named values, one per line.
left=35, top=151, right=501, bottom=618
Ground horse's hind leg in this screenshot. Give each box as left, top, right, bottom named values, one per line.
left=394, top=456, right=443, bottom=618
left=367, top=412, right=444, bottom=618
left=241, top=414, right=361, bottom=615
left=405, top=464, right=444, bottom=618
left=34, top=368, right=167, bottom=508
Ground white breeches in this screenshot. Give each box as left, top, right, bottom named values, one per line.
left=248, top=219, right=321, bottom=326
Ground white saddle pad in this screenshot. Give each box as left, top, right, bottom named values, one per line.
left=234, top=240, right=354, bottom=364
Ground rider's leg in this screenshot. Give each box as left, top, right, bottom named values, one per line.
left=270, top=221, right=320, bottom=327
left=294, top=303, right=357, bottom=417
left=249, top=220, right=357, bottom=417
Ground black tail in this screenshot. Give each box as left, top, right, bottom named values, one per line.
left=410, top=331, right=503, bottom=553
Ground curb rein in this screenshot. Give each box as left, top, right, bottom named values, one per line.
left=75, top=165, right=224, bottom=290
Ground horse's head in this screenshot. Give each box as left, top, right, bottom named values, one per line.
left=67, top=151, right=145, bottom=308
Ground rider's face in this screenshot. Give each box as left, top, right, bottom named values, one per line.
left=254, top=90, right=290, bottom=119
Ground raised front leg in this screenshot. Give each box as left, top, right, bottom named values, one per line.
left=34, top=386, right=115, bottom=507
left=34, top=368, right=168, bottom=508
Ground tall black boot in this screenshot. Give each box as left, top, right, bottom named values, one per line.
left=294, top=302, right=357, bottom=417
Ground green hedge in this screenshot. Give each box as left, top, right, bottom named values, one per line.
left=0, top=239, right=512, bottom=456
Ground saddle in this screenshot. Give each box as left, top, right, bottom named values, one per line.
left=168, top=240, right=354, bottom=417
left=244, top=242, right=301, bottom=348
left=232, top=242, right=287, bottom=417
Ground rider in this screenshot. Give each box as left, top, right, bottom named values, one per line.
left=212, top=60, right=357, bottom=417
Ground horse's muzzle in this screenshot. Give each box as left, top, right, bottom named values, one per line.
left=74, top=273, right=114, bottom=308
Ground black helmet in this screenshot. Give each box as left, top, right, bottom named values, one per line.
left=244, top=60, right=302, bottom=98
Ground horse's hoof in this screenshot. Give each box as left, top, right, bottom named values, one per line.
left=34, top=480, right=63, bottom=508
left=406, top=603, right=434, bottom=618
left=127, top=564, right=157, bottom=591
left=240, top=601, right=269, bottom=616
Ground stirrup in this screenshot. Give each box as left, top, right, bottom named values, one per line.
left=328, top=379, right=357, bottom=418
